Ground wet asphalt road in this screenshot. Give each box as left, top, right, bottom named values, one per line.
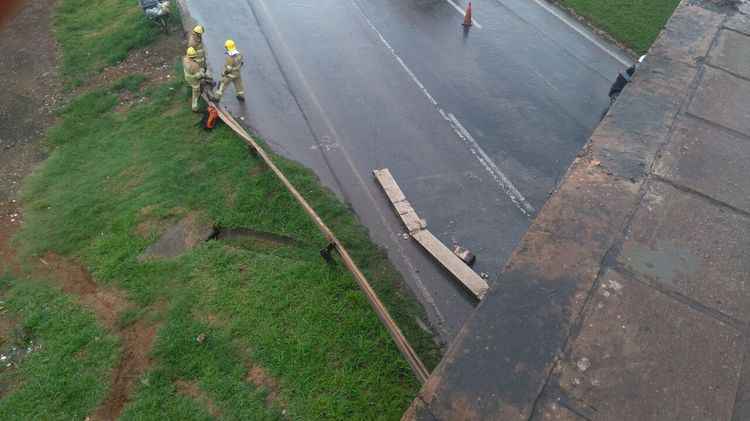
left=182, top=0, right=630, bottom=342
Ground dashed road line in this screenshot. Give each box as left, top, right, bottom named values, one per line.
left=352, top=0, right=534, bottom=217
left=250, top=0, right=449, bottom=330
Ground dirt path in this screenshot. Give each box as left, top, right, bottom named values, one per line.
left=92, top=319, right=159, bottom=420
left=0, top=2, right=174, bottom=419
left=2, top=221, right=161, bottom=420
left=0, top=0, right=61, bottom=204
left=25, top=253, right=160, bottom=420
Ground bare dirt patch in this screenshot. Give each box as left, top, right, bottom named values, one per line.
left=138, top=212, right=216, bottom=261
left=33, top=253, right=129, bottom=329
left=29, top=255, right=167, bottom=421
left=0, top=0, right=61, bottom=202
left=175, top=379, right=222, bottom=418
left=91, top=318, right=158, bottom=421
left=246, top=362, right=284, bottom=409
left=1, top=1, right=182, bottom=417
left=77, top=32, right=184, bottom=95
left=0, top=200, right=158, bottom=421
left=1, top=217, right=160, bottom=420
left=0, top=203, right=23, bottom=275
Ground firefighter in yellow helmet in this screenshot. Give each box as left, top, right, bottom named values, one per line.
left=214, top=39, right=245, bottom=102
left=188, top=25, right=206, bottom=69
left=183, top=47, right=206, bottom=112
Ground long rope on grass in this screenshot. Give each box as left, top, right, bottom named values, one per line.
left=208, top=102, right=430, bottom=384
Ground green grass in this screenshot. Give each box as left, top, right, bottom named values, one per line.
left=13, top=72, right=439, bottom=419
left=557, top=0, right=680, bottom=53
left=0, top=276, right=119, bottom=419
left=54, top=0, right=164, bottom=86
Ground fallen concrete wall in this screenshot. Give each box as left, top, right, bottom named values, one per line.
left=406, top=0, right=750, bottom=419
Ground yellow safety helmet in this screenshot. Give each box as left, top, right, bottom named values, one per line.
left=186, top=47, right=198, bottom=58
left=193, top=25, right=204, bottom=35
left=224, top=39, right=236, bottom=51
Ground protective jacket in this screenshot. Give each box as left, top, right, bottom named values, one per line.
left=183, top=56, right=205, bottom=87
left=223, top=51, right=244, bottom=79
left=187, top=32, right=206, bottom=65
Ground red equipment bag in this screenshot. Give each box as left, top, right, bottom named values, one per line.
left=205, top=105, right=220, bottom=129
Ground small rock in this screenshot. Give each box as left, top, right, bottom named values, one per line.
left=576, top=357, right=591, bottom=372
left=138, top=213, right=216, bottom=261
left=452, top=245, right=476, bottom=266
left=607, top=279, right=623, bottom=291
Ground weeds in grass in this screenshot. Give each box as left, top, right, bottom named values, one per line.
left=0, top=276, right=119, bottom=419
left=15, top=75, right=439, bottom=419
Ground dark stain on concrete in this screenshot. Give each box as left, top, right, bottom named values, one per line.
left=423, top=270, right=579, bottom=419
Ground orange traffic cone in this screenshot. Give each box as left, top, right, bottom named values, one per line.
left=463, top=2, right=473, bottom=27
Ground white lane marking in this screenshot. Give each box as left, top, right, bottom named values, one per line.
left=525, top=0, right=631, bottom=66
left=443, top=0, right=483, bottom=29
left=353, top=0, right=534, bottom=217
left=252, top=0, right=448, bottom=329
left=447, top=113, right=535, bottom=215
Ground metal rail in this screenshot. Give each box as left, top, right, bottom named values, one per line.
left=210, top=104, right=430, bottom=384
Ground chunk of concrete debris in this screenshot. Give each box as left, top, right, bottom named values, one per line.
left=138, top=212, right=216, bottom=261
left=452, top=245, right=476, bottom=266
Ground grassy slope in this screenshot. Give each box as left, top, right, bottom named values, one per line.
left=0, top=276, right=119, bottom=419
left=558, top=0, right=680, bottom=53
left=15, top=60, right=438, bottom=421
left=54, top=0, right=162, bottom=86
